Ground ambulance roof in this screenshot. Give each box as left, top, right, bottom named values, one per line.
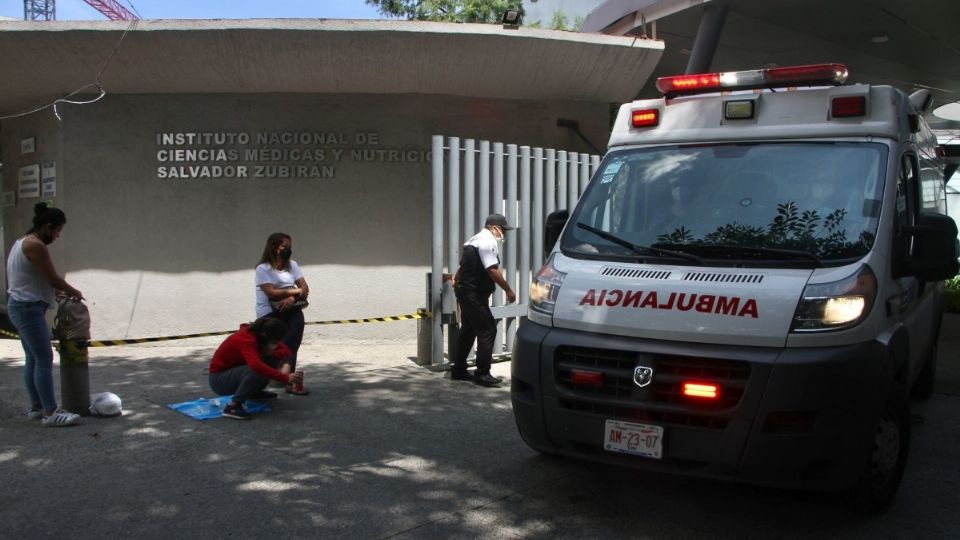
left=608, top=84, right=911, bottom=149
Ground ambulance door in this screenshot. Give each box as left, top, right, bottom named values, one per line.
left=893, top=153, right=936, bottom=373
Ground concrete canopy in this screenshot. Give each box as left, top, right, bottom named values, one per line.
left=581, top=0, right=960, bottom=129
left=0, top=18, right=664, bottom=118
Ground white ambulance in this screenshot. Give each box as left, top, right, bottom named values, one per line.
left=512, top=64, right=959, bottom=512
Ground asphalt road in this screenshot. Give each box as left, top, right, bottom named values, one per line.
left=0, top=318, right=958, bottom=539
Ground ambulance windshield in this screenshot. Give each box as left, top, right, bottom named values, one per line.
left=563, top=142, right=887, bottom=265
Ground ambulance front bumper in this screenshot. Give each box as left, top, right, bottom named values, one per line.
left=510, top=321, right=894, bottom=491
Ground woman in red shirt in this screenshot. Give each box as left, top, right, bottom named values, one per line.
left=208, top=317, right=304, bottom=420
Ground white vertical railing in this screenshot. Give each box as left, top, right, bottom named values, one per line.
left=430, top=136, right=601, bottom=364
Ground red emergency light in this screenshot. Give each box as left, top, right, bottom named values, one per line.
left=831, top=96, right=866, bottom=117
left=682, top=382, right=719, bottom=399
left=571, top=369, right=604, bottom=388
left=631, top=109, right=660, bottom=128
left=656, top=63, right=849, bottom=97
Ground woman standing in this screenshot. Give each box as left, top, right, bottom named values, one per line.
left=6, top=203, right=84, bottom=426
left=255, top=232, right=309, bottom=395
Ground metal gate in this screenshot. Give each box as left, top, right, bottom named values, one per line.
left=430, top=135, right=601, bottom=365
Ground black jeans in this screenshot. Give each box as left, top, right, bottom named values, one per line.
left=265, top=308, right=305, bottom=371
left=453, top=289, right=496, bottom=376
left=209, top=353, right=282, bottom=405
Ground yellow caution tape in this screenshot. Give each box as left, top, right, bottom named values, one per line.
left=0, top=311, right=431, bottom=348
left=0, top=328, right=19, bottom=339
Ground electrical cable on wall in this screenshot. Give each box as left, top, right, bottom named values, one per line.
left=0, top=18, right=137, bottom=122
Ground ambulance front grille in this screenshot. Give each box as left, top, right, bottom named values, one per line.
left=558, top=399, right=730, bottom=430
left=682, top=271, right=764, bottom=284
left=600, top=267, right=672, bottom=280
left=554, top=346, right=750, bottom=419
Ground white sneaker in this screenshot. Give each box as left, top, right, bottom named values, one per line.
left=27, top=408, right=43, bottom=420
left=42, top=409, right=80, bottom=427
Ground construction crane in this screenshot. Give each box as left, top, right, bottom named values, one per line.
left=24, top=0, right=140, bottom=21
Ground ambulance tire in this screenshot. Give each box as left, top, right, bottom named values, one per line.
left=910, top=344, right=936, bottom=401
left=843, top=390, right=910, bottom=514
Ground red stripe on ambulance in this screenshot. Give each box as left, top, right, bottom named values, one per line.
left=578, top=289, right=758, bottom=318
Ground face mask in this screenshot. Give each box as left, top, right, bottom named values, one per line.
left=493, top=228, right=505, bottom=250
left=279, top=247, right=292, bottom=260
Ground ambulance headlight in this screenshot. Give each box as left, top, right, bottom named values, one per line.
left=530, top=254, right=566, bottom=318
left=792, top=265, right=877, bottom=332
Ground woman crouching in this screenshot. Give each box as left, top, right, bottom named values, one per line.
left=208, top=317, right=305, bottom=420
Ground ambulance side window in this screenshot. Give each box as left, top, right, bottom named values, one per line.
left=893, top=154, right=920, bottom=274
left=918, top=151, right=947, bottom=214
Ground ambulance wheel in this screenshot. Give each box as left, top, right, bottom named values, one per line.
left=843, top=391, right=910, bottom=513
left=910, top=344, right=936, bottom=400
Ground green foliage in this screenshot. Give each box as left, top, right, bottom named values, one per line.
left=946, top=274, right=960, bottom=290
left=944, top=280, right=960, bottom=313
left=544, top=10, right=583, bottom=30
left=656, top=201, right=875, bottom=258
left=365, top=0, right=524, bottom=23
left=550, top=10, right=568, bottom=30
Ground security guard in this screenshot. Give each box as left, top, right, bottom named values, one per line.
left=450, top=214, right=517, bottom=387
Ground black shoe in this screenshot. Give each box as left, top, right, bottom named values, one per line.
left=449, top=370, right=472, bottom=381
left=250, top=390, right=278, bottom=401
left=472, top=373, right=501, bottom=387
left=222, top=402, right=251, bottom=420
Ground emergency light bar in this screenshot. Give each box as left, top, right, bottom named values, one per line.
left=656, top=63, right=849, bottom=97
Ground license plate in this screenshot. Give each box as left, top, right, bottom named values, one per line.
left=604, top=420, right=663, bottom=459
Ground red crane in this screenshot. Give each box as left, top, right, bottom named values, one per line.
left=81, top=0, right=139, bottom=20
left=23, top=0, right=140, bottom=21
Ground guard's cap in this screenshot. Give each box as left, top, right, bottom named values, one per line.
left=485, top=213, right=514, bottom=230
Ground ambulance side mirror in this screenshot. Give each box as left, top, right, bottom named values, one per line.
left=905, top=213, right=960, bottom=281
left=544, top=209, right=570, bottom=257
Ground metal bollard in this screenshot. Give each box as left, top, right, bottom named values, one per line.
left=59, top=339, right=90, bottom=416
left=416, top=308, right=432, bottom=366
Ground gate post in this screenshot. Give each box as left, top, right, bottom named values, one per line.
left=431, top=135, right=445, bottom=365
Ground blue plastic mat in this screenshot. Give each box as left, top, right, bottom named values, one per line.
left=167, top=396, right=271, bottom=420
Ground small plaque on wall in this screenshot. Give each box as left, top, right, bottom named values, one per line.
left=18, top=164, right=40, bottom=199
left=42, top=161, right=56, bottom=180
left=21, top=137, right=36, bottom=154
left=2, top=191, right=15, bottom=207
left=41, top=162, right=57, bottom=197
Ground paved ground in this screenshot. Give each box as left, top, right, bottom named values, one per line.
left=1, top=318, right=958, bottom=539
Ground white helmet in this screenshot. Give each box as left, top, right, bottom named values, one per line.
left=89, top=392, right=122, bottom=417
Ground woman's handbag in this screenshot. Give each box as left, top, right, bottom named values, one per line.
left=270, top=299, right=309, bottom=312
left=269, top=287, right=308, bottom=313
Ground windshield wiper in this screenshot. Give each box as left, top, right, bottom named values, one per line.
left=655, top=242, right=823, bottom=267
left=576, top=222, right=704, bottom=265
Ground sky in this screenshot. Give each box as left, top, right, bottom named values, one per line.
left=0, top=0, right=387, bottom=21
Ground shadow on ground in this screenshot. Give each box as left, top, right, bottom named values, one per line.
left=0, top=327, right=958, bottom=539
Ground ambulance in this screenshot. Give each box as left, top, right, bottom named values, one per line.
left=512, top=64, right=959, bottom=511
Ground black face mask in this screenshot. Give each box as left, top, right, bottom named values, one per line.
left=279, top=247, right=292, bottom=261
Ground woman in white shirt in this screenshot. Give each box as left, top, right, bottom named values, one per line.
left=6, top=203, right=84, bottom=426
left=255, top=232, right=310, bottom=395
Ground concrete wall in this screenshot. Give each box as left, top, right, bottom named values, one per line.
left=1, top=92, right=608, bottom=340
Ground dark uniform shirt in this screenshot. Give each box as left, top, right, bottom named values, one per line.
left=456, top=228, right=500, bottom=297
